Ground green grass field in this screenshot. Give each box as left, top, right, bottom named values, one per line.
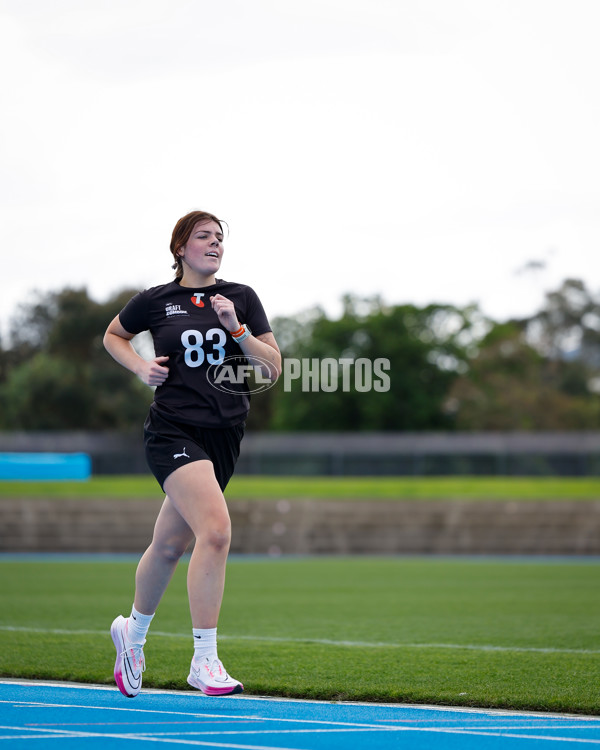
left=1, top=475, right=599, bottom=713
left=1, top=556, right=598, bottom=714
left=1, top=474, right=600, bottom=500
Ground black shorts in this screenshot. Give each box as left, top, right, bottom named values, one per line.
left=143, top=408, right=245, bottom=492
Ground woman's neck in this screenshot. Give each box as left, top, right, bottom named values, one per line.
left=179, top=271, right=216, bottom=288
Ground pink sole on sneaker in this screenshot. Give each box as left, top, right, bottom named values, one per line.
left=111, top=617, right=139, bottom=698
left=187, top=673, right=244, bottom=696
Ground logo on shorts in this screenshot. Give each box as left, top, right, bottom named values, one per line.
left=173, top=447, right=190, bottom=459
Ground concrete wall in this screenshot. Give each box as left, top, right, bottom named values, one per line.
left=2, top=498, right=599, bottom=555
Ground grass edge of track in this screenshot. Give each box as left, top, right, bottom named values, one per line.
left=1, top=475, right=600, bottom=500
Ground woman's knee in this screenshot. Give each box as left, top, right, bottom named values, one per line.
left=202, top=515, right=232, bottom=553
left=151, top=534, right=191, bottom=563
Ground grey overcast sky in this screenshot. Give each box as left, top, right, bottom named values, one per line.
left=1, top=0, right=599, bottom=337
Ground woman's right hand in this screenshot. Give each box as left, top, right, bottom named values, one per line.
left=137, top=356, right=170, bottom=386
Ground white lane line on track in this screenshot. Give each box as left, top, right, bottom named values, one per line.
left=3, top=685, right=600, bottom=745
left=0, top=724, right=303, bottom=749
left=3, top=698, right=600, bottom=734
left=0, top=625, right=597, bottom=655
left=3, top=680, right=600, bottom=722
left=0, top=700, right=430, bottom=730
left=2, top=722, right=600, bottom=747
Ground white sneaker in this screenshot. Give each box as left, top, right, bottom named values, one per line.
left=187, top=655, right=244, bottom=696
left=110, top=615, right=145, bottom=698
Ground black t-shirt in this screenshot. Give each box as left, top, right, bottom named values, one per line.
left=118, top=279, right=272, bottom=428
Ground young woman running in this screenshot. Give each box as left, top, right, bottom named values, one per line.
left=103, top=210, right=281, bottom=697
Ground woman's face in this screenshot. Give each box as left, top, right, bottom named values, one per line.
left=179, top=220, right=224, bottom=278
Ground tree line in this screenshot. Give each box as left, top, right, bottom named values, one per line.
left=1, top=279, right=599, bottom=431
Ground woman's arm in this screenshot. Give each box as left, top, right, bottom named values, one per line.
left=103, top=315, right=170, bottom=387
left=237, top=330, right=281, bottom=381
left=210, top=295, right=282, bottom=381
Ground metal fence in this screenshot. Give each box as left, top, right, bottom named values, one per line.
left=1, top=431, right=600, bottom=476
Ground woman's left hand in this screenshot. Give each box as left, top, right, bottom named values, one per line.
left=210, top=294, right=240, bottom=332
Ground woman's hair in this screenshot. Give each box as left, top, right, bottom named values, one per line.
left=170, top=210, right=225, bottom=281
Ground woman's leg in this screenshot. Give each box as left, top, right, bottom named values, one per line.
left=111, top=496, right=194, bottom=698
left=163, top=459, right=231, bottom=628
left=133, top=495, right=195, bottom=616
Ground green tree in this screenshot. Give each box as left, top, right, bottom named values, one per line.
left=3, top=279, right=598, bottom=433
left=446, top=280, right=600, bottom=430
left=0, top=287, right=152, bottom=429
left=526, top=278, right=600, bottom=369
left=268, top=295, right=481, bottom=431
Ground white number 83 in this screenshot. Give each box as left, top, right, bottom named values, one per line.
left=181, top=328, right=227, bottom=367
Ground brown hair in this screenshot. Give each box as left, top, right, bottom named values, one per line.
left=170, top=210, right=225, bottom=281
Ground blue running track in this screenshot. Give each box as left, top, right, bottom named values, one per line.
left=1, top=680, right=599, bottom=749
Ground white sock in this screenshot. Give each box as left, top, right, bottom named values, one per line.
left=192, top=627, right=218, bottom=662
left=127, top=605, right=154, bottom=645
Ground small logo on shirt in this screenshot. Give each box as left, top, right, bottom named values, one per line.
left=165, top=302, right=190, bottom=317
left=191, top=293, right=205, bottom=307
left=173, top=448, right=190, bottom=460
